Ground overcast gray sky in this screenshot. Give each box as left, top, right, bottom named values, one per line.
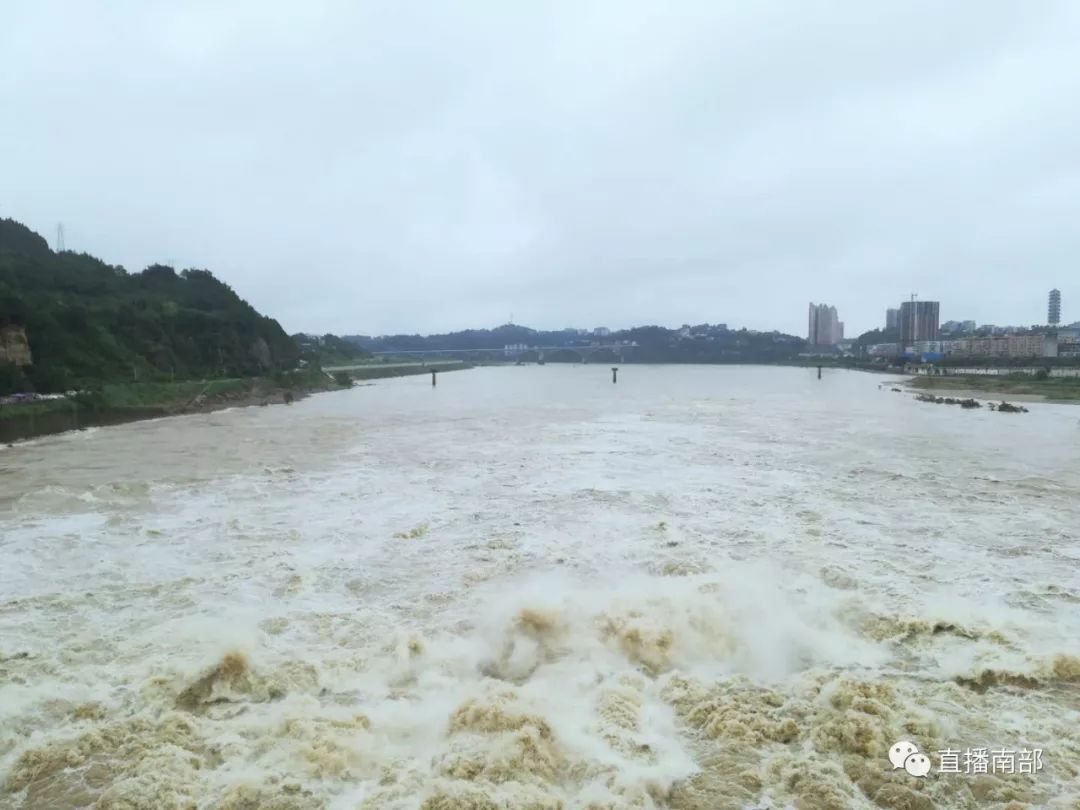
left=3, top=1, right=1079, bottom=337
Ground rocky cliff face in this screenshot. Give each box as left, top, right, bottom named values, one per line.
left=0, top=325, right=32, bottom=366
left=250, top=338, right=271, bottom=369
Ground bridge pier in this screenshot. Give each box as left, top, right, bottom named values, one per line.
left=432, top=370, right=437, bottom=387
left=612, top=367, right=618, bottom=384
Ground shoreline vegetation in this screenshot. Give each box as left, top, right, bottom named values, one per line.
left=907, top=374, right=1080, bottom=402
left=0, top=217, right=486, bottom=443
left=0, top=363, right=474, bottom=444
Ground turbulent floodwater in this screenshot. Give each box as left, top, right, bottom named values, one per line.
left=2, top=365, right=1079, bottom=810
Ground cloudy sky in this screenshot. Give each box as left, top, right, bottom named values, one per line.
left=3, top=1, right=1079, bottom=337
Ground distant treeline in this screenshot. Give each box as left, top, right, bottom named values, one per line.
left=348, top=323, right=807, bottom=363
left=0, top=219, right=298, bottom=394
left=292, top=332, right=370, bottom=367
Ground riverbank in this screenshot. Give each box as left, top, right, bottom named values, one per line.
left=908, top=373, right=1080, bottom=402
left=0, top=372, right=325, bottom=444
left=0, top=364, right=476, bottom=443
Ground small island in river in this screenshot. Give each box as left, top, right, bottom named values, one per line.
left=908, top=373, right=1080, bottom=403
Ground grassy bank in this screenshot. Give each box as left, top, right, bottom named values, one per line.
left=909, top=374, right=1080, bottom=401
left=1, top=363, right=479, bottom=443
left=0, top=369, right=334, bottom=443
left=96, top=378, right=251, bottom=409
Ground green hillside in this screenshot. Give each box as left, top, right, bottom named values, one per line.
left=0, top=219, right=299, bottom=394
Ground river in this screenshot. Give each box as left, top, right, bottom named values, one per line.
left=1, top=365, right=1078, bottom=809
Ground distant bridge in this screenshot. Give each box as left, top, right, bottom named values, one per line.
left=369, top=343, right=638, bottom=363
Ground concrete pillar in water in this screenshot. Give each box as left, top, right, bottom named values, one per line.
left=612, top=367, right=618, bottom=384
left=817, top=366, right=822, bottom=379
left=431, top=370, right=437, bottom=387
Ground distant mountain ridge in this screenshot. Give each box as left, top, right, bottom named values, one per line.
left=350, top=323, right=806, bottom=364
left=0, top=219, right=298, bottom=393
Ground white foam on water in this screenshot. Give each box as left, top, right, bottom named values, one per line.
left=2, top=366, right=1079, bottom=808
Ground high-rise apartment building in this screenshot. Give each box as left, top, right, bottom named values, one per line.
left=899, top=300, right=940, bottom=344
left=1049, top=289, right=1061, bottom=325
left=808, top=303, right=842, bottom=345
left=885, top=308, right=900, bottom=331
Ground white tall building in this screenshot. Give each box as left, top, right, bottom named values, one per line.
left=808, top=303, right=842, bottom=345
left=1049, top=289, right=1061, bottom=325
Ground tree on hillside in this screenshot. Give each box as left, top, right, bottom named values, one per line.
left=292, top=333, right=372, bottom=368
left=855, top=327, right=900, bottom=346
left=0, top=219, right=300, bottom=394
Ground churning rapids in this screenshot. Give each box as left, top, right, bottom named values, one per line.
left=2, top=365, right=1080, bottom=809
